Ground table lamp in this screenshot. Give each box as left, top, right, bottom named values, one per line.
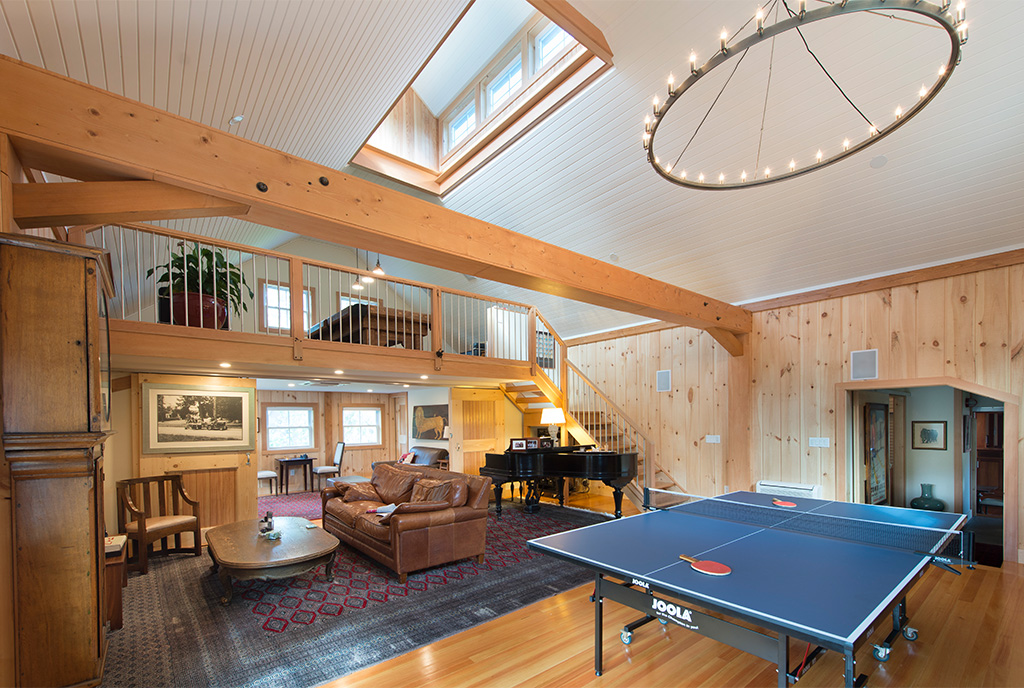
left=540, top=407, right=566, bottom=442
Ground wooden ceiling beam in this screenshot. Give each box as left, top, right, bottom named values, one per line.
left=526, top=0, right=614, bottom=65
left=0, top=56, right=751, bottom=342
left=12, top=180, right=249, bottom=228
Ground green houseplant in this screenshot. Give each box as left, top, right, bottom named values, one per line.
left=147, top=241, right=253, bottom=329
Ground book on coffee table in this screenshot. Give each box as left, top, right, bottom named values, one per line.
left=105, top=534, right=127, bottom=555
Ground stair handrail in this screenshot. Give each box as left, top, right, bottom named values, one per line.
left=565, top=360, right=654, bottom=492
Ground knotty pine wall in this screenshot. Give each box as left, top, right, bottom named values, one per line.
left=569, top=262, right=1024, bottom=562
left=366, top=88, right=439, bottom=170
left=257, top=390, right=404, bottom=491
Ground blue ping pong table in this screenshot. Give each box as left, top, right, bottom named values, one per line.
left=527, top=490, right=968, bottom=687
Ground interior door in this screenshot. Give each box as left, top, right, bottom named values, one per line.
left=449, top=388, right=505, bottom=475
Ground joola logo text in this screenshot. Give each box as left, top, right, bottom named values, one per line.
left=651, top=598, right=694, bottom=624
left=632, top=578, right=650, bottom=589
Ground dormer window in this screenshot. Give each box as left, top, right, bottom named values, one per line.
left=447, top=100, right=477, bottom=151
left=487, top=53, right=523, bottom=113
left=536, top=24, right=571, bottom=69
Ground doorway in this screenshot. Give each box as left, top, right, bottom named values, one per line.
left=968, top=405, right=1004, bottom=565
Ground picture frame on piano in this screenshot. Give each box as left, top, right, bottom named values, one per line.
left=510, top=439, right=527, bottom=451
left=526, top=438, right=539, bottom=449
left=537, top=437, right=554, bottom=448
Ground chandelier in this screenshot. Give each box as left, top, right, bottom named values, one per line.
left=643, top=0, right=968, bottom=190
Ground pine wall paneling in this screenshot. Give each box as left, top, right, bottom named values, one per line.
left=569, top=261, right=1024, bottom=563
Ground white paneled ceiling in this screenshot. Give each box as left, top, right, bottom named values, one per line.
left=2, top=0, right=1022, bottom=341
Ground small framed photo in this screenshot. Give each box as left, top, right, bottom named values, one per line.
left=526, top=438, right=539, bottom=449
left=510, top=439, right=527, bottom=451
left=538, top=437, right=554, bottom=448
left=912, top=421, right=947, bottom=451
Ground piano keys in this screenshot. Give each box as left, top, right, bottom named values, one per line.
left=480, top=446, right=638, bottom=518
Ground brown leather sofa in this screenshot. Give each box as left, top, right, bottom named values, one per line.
left=321, top=462, right=491, bottom=582
left=374, top=445, right=449, bottom=468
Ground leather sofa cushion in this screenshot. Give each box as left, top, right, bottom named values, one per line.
left=372, top=463, right=419, bottom=503
left=411, top=477, right=468, bottom=507
left=343, top=482, right=380, bottom=502
left=355, top=514, right=391, bottom=542
left=380, top=500, right=449, bottom=523
left=326, top=499, right=380, bottom=527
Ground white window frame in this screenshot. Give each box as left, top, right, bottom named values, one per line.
left=445, top=98, right=477, bottom=153
left=533, top=22, right=572, bottom=72
left=342, top=406, right=384, bottom=448
left=264, top=404, right=316, bottom=452
left=486, top=51, right=524, bottom=115
left=260, top=281, right=313, bottom=333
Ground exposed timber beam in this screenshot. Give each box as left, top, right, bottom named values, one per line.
left=12, top=180, right=249, bottom=228
left=0, top=56, right=751, bottom=344
left=0, top=133, right=23, bottom=234
left=526, top=0, right=614, bottom=65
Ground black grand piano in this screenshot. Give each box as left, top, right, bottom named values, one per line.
left=480, top=444, right=638, bottom=518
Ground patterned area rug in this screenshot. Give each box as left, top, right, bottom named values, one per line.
left=101, top=505, right=609, bottom=687
left=256, top=491, right=322, bottom=520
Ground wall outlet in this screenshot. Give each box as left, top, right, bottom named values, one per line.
left=705, top=435, right=721, bottom=444
left=808, top=437, right=830, bottom=448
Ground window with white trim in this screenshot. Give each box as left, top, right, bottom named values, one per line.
left=266, top=406, right=315, bottom=451
left=343, top=406, right=382, bottom=446
left=536, top=24, right=571, bottom=69
left=447, top=100, right=477, bottom=151
left=488, top=53, right=523, bottom=113
left=262, top=283, right=312, bottom=332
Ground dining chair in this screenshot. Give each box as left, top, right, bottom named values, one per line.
left=313, top=442, right=344, bottom=490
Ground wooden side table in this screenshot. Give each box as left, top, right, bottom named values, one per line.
left=104, top=535, right=128, bottom=630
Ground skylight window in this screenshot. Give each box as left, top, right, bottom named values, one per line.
left=536, top=24, right=571, bottom=68
left=448, top=101, right=476, bottom=149
left=488, top=54, right=522, bottom=113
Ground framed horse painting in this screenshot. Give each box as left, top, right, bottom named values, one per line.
left=413, top=404, right=449, bottom=440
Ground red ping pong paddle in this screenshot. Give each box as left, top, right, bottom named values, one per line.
left=679, top=554, right=731, bottom=576
left=772, top=498, right=797, bottom=508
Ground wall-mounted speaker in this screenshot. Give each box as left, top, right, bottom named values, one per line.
left=656, top=369, right=671, bottom=392
left=850, top=349, right=879, bottom=380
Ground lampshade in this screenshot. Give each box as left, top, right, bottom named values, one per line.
left=442, top=425, right=452, bottom=439
left=540, top=408, right=565, bottom=425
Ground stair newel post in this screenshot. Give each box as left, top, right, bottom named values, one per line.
left=430, top=287, right=443, bottom=369
left=528, top=307, right=538, bottom=375
left=288, top=256, right=304, bottom=342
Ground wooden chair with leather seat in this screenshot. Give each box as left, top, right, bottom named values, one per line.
left=313, top=441, right=344, bottom=490
left=116, top=474, right=201, bottom=574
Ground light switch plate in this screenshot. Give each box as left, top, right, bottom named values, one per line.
left=705, top=435, right=721, bottom=444
left=808, top=437, right=830, bottom=448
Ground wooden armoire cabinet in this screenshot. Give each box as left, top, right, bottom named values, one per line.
left=0, top=234, right=112, bottom=687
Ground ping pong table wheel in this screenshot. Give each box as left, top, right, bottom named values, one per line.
left=620, top=630, right=633, bottom=645
left=658, top=618, right=668, bottom=625
left=872, top=645, right=891, bottom=662
left=902, top=626, right=919, bottom=641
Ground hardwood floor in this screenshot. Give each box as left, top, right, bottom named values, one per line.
left=326, top=560, right=1024, bottom=687
left=323, top=485, right=1023, bottom=688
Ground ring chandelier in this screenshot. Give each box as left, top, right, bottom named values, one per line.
left=642, top=0, right=969, bottom=190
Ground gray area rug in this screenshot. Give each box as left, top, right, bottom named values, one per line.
left=101, top=505, right=608, bottom=687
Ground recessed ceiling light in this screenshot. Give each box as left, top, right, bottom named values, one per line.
left=403, top=384, right=410, bottom=388
left=228, top=114, right=244, bottom=125
left=366, top=388, right=373, bottom=393
left=420, top=375, right=428, bottom=380
left=334, top=369, right=344, bottom=375
left=287, top=383, right=295, bottom=387
left=219, top=362, right=231, bottom=368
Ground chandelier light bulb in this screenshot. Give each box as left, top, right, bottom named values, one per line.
left=690, top=51, right=698, bottom=75
left=680, top=170, right=687, bottom=180
left=720, top=29, right=728, bottom=53
left=654, top=156, right=660, bottom=164
left=958, top=23, right=968, bottom=43
left=756, top=7, right=765, bottom=34
left=665, top=164, right=672, bottom=173
left=939, top=64, right=947, bottom=76
left=652, top=96, right=660, bottom=115
left=668, top=73, right=675, bottom=96
left=764, top=167, right=771, bottom=179
left=895, top=105, right=903, bottom=120
left=789, top=159, right=796, bottom=172
left=956, top=1, right=966, bottom=23
left=719, top=173, right=725, bottom=184
left=698, top=173, right=705, bottom=183
left=869, top=124, right=878, bottom=136
left=644, top=115, right=652, bottom=133
left=816, top=149, right=823, bottom=163
left=843, top=138, right=850, bottom=151
left=798, top=0, right=807, bottom=17
left=919, top=84, right=927, bottom=99
left=741, top=170, right=747, bottom=182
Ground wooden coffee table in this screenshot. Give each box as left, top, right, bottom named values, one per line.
left=205, top=517, right=340, bottom=604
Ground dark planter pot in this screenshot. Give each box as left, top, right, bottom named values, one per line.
left=909, top=483, right=946, bottom=511
left=169, top=292, right=229, bottom=329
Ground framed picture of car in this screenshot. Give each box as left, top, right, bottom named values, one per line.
left=141, top=382, right=256, bottom=454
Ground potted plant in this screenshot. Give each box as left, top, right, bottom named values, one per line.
left=147, top=241, right=253, bottom=329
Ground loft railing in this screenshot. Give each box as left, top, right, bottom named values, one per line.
left=84, top=223, right=565, bottom=394
left=565, top=360, right=652, bottom=493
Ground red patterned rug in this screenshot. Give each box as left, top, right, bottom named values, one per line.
left=257, top=491, right=322, bottom=520
left=233, top=505, right=593, bottom=633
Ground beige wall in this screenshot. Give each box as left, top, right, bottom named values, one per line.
left=570, top=263, right=1024, bottom=562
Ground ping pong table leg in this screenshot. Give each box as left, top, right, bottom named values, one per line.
left=595, top=574, right=604, bottom=676
left=776, top=634, right=788, bottom=688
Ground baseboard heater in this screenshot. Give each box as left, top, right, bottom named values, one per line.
left=755, top=480, right=823, bottom=499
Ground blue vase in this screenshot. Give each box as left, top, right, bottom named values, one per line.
left=910, top=483, right=945, bottom=511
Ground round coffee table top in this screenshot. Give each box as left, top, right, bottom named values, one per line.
left=205, top=517, right=339, bottom=570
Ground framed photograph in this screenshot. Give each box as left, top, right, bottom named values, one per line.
left=142, top=383, right=255, bottom=454
left=864, top=403, right=889, bottom=505
left=537, top=437, right=554, bottom=448
left=413, top=404, right=449, bottom=440
left=912, top=421, right=947, bottom=450
left=510, top=439, right=527, bottom=451
left=526, top=438, right=539, bottom=449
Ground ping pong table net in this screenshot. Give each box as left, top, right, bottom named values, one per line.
left=645, top=489, right=968, bottom=565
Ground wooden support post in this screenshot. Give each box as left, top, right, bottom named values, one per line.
left=289, top=257, right=304, bottom=359
left=0, top=134, right=23, bottom=234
